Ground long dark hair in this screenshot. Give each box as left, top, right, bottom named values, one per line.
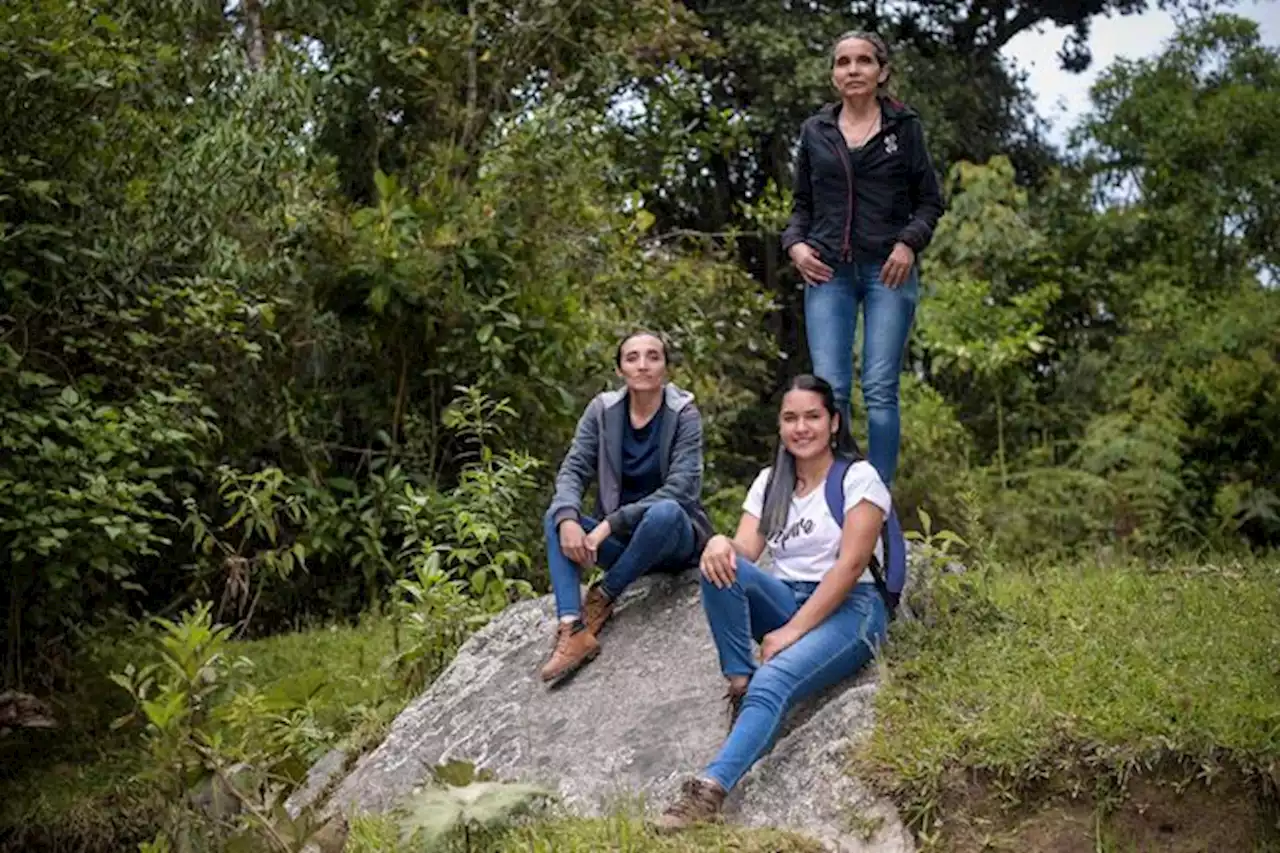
left=758, top=374, right=861, bottom=538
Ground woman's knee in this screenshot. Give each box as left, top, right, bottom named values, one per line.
left=742, top=663, right=797, bottom=713
left=639, top=498, right=685, bottom=529
left=732, top=555, right=765, bottom=583
left=699, top=571, right=743, bottom=600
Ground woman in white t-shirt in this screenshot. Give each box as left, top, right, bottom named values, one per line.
left=656, top=374, right=891, bottom=831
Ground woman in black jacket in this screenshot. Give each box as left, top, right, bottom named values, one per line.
left=781, top=31, right=944, bottom=486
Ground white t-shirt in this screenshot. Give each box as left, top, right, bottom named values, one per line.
left=743, top=460, right=892, bottom=584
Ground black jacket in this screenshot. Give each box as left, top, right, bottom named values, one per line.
left=781, top=98, right=945, bottom=267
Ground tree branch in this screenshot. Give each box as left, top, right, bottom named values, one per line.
left=243, top=0, right=267, bottom=71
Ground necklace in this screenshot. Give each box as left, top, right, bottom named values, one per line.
left=842, top=110, right=880, bottom=149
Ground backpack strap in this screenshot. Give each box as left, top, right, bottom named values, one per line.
left=824, top=456, right=893, bottom=612
left=823, top=456, right=852, bottom=524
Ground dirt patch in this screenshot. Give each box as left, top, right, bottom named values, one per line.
left=1106, top=776, right=1265, bottom=853
left=935, top=771, right=1275, bottom=853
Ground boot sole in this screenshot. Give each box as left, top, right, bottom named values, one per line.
left=652, top=814, right=724, bottom=835
left=541, top=645, right=601, bottom=688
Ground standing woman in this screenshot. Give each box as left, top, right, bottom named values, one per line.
left=781, top=31, right=944, bottom=486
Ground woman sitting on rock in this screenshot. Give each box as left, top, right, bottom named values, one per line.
left=656, top=373, right=890, bottom=829
left=540, top=331, right=713, bottom=685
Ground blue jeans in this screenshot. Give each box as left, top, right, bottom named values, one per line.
left=544, top=499, right=696, bottom=618
left=804, top=260, right=919, bottom=485
left=699, top=557, right=887, bottom=792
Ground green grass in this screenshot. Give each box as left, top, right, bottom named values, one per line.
left=346, top=812, right=825, bottom=853
left=10, top=555, right=1280, bottom=852
left=862, top=556, right=1280, bottom=835
left=230, top=616, right=409, bottom=747
left=0, top=616, right=409, bottom=853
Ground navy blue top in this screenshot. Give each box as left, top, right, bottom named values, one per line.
left=620, top=404, right=665, bottom=506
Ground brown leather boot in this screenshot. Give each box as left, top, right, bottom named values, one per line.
left=582, top=585, right=614, bottom=636
left=654, top=777, right=727, bottom=832
left=539, top=622, right=600, bottom=684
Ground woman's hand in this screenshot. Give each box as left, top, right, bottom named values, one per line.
left=880, top=242, right=915, bottom=288
left=788, top=242, right=834, bottom=285
left=760, top=625, right=803, bottom=663
left=559, top=519, right=596, bottom=568
left=584, top=520, right=611, bottom=554
left=699, top=535, right=738, bottom=589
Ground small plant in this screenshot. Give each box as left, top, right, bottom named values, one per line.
left=429, top=387, right=543, bottom=612
left=394, top=761, right=555, bottom=852
left=183, top=466, right=310, bottom=628
left=387, top=552, right=488, bottom=691
left=110, top=604, right=341, bottom=852
left=109, top=603, right=237, bottom=797
left=901, top=508, right=967, bottom=623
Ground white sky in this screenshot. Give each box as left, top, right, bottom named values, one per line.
left=1003, top=0, right=1280, bottom=145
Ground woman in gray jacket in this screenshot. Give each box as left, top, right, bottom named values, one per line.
left=540, top=332, right=713, bottom=685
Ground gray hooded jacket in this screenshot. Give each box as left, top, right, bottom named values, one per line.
left=547, top=382, right=713, bottom=554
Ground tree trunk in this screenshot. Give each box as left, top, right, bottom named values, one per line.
left=996, top=388, right=1008, bottom=490
left=5, top=569, right=20, bottom=689
left=391, top=350, right=409, bottom=450
left=243, top=0, right=267, bottom=71
left=462, top=0, right=479, bottom=147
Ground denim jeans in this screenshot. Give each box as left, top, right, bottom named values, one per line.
left=544, top=499, right=696, bottom=618
left=699, top=557, right=887, bottom=792
left=804, top=260, right=919, bottom=485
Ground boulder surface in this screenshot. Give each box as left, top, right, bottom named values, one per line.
left=300, top=570, right=914, bottom=852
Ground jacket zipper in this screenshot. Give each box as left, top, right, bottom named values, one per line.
left=823, top=135, right=854, bottom=262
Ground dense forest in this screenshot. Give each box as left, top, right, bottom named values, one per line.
left=2, top=1, right=1278, bottom=851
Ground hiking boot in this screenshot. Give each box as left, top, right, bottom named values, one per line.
left=582, top=585, right=614, bottom=636
left=725, top=680, right=749, bottom=733
left=539, top=622, right=600, bottom=685
left=654, top=777, right=727, bottom=833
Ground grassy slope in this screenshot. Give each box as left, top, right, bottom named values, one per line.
left=861, top=556, right=1280, bottom=847
left=346, top=812, right=825, bottom=853
left=5, top=555, right=1279, bottom=852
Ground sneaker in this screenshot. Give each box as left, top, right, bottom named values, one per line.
left=539, top=622, right=600, bottom=684
left=725, top=680, right=749, bottom=733
left=654, top=777, right=727, bottom=832
left=582, top=585, right=614, bottom=636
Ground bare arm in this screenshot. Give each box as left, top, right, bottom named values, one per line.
left=699, top=512, right=767, bottom=588
left=729, top=512, right=767, bottom=562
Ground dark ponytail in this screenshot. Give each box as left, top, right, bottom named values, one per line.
left=758, top=374, right=862, bottom=538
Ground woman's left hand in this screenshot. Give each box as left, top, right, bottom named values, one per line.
left=760, top=626, right=802, bottom=663
left=880, top=242, right=915, bottom=288
left=585, top=520, right=612, bottom=552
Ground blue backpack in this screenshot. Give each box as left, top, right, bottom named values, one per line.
left=823, top=455, right=908, bottom=619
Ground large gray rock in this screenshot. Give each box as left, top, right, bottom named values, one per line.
left=305, top=570, right=914, bottom=852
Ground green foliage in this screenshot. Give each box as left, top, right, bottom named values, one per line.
left=0, top=0, right=776, bottom=688
left=346, top=811, right=825, bottom=853
left=1079, top=14, right=1280, bottom=277
left=394, top=779, right=555, bottom=852
left=432, top=389, right=542, bottom=609
left=387, top=555, right=486, bottom=693
left=862, top=556, right=1280, bottom=839
left=899, top=508, right=969, bottom=621
left=4, top=4, right=1280, bottom=850
left=107, top=604, right=328, bottom=850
